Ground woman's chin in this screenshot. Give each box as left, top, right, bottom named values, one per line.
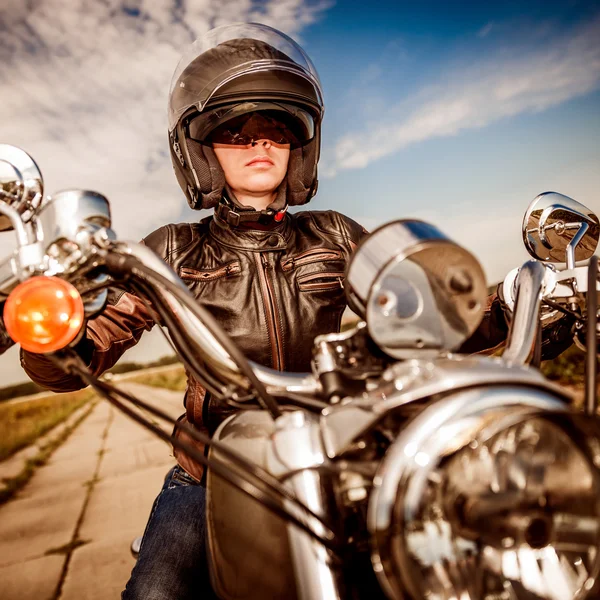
left=242, top=175, right=283, bottom=193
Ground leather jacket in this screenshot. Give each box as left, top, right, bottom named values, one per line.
left=19, top=209, right=509, bottom=480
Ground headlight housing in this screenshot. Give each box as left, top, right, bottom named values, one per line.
left=368, top=386, right=600, bottom=600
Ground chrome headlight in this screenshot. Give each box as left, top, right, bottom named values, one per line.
left=368, top=387, right=600, bottom=600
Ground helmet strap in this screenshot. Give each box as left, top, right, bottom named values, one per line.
left=214, top=202, right=288, bottom=227
left=216, top=184, right=288, bottom=226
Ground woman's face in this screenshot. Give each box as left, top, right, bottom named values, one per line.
left=212, top=139, right=290, bottom=197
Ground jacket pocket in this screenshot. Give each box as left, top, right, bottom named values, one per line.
left=297, top=271, right=345, bottom=292
left=281, top=248, right=343, bottom=272
left=179, top=261, right=241, bottom=282
left=168, top=465, right=201, bottom=489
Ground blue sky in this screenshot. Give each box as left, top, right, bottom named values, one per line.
left=0, top=0, right=599, bottom=384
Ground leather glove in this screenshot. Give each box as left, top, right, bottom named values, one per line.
left=540, top=315, right=575, bottom=360
left=0, top=302, right=16, bottom=356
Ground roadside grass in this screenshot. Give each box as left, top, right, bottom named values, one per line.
left=0, top=389, right=95, bottom=462
left=128, top=365, right=187, bottom=392
left=541, top=345, right=586, bottom=386
left=0, top=399, right=97, bottom=505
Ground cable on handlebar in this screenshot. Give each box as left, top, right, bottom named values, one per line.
left=125, top=279, right=253, bottom=404
left=105, top=253, right=283, bottom=419
left=131, top=279, right=323, bottom=412
left=128, top=278, right=239, bottom=401
left=532, top=322, right=542, bottom=368
left=88, top=366, right=323, bottom=517
left=542, top=298, right=581, bottom=320
left=52, top=352, right=339, bottom=550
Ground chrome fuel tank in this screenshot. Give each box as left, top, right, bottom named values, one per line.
left=206, top=410, right=297, bottom=600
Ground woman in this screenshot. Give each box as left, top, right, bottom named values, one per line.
left=17, top=23, right=510, bottom=599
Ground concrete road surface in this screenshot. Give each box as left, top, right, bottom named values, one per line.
left=0, top=383, right=185, bottom=600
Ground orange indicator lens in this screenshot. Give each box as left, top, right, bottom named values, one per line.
left=3, top=276, right=84, bottom=353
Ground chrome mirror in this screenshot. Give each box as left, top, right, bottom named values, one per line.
left=36, top=189, right=113, bottom=280
left=37, top=189, right=112, bottom=251
left=523, top=192, right=599, bottom=268
left=345, top=220, right=487, bottom=359
left=0, top=144, right=44, bottom=231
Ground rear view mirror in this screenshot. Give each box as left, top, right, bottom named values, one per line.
left=0, top=144, right=44, bottom=232
left=523, top=192, right=599, bottom=267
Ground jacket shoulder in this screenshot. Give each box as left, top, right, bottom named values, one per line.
left=292, top=210, right=368, bottom=250
left=141, top=219, right=210, bottom=263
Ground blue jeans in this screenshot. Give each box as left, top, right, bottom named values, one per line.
left=122, top=466, right=218, bottom=600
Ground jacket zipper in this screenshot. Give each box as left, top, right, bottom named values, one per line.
left=297, top=271, right=345, bottom=291
left=180, top=261, right=241, bottom=282
left=281, top=248, right=343, bottom=272
left=254, top=253, right=285, bottom=371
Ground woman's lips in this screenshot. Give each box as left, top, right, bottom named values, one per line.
left=246, top=157, right=274, bottom=167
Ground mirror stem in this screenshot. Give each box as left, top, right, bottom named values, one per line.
left=0, top=203, right=31, bottom=246
left=566, top=222, right=589, bottom=270
left=585, top=254, right=598, bottom=416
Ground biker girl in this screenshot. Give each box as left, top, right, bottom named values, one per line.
left=12, top=23, right=510, bottom=598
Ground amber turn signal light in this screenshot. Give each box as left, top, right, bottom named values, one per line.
left=3, top=276, right=84, bottom=353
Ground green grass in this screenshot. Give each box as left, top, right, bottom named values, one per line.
left=541, top=345, right=586, bottom=385
left=0, top=400, right=97, bottom=505
left=0, top=389, right=95, bottom=462
left=127, top=365, right=187, bottom=392
left=541, top=346, right=594, bottom=407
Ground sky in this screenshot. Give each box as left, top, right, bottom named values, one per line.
left=0, top=0, right=599, bottom=385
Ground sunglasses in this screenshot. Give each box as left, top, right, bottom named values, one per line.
left=207, top=113, right=299, bottom=146
left=187, top=103, right=316, bottom=148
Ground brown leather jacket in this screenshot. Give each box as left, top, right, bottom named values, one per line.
left=20, top=209, right=508, bottom=480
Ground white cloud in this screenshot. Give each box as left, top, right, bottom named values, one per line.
left=0, top=0, right=332, bottom=383
left=322, top=15, right=600, bottom=177
left=0, top=0, right=331, bottom=242
left=477, top=21, right=494, bottom=38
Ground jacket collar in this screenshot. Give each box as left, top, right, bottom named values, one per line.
left=209, top=211, right=292, bottom=251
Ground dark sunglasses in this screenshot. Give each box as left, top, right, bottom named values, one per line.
left=207, top=113, right=299, bottom=146
left=187, top=102, right=315, bottom=148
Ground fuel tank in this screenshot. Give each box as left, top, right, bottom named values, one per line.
left=206, top=410, right=297, bottom=600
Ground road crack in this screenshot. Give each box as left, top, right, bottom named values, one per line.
left=51, top=405, right=114, bottom=600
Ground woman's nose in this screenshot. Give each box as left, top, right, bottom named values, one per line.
left=251, top=139, right=271, bottom=148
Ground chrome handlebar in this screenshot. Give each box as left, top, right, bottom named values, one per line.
left=503, top=261, right=547, bottom=366
left=0, top=175, right=594, bottom=399
left=503, top=262, right=600, bottom=310
left=502, top=258, right=600, bottom=364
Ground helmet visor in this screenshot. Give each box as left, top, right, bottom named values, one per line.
left=187, top=101, right=315, bottom=147
left=168, top=23, right=323, bottom=132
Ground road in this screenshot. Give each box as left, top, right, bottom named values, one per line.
left=2, top=364, right=183, bottom=407
left=0, top=383, right=185, bottom=600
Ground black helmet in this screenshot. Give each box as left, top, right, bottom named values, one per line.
left=168, top=23, right=325, bottom=211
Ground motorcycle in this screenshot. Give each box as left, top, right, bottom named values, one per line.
left=1, top=143, right=599, bottom=600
